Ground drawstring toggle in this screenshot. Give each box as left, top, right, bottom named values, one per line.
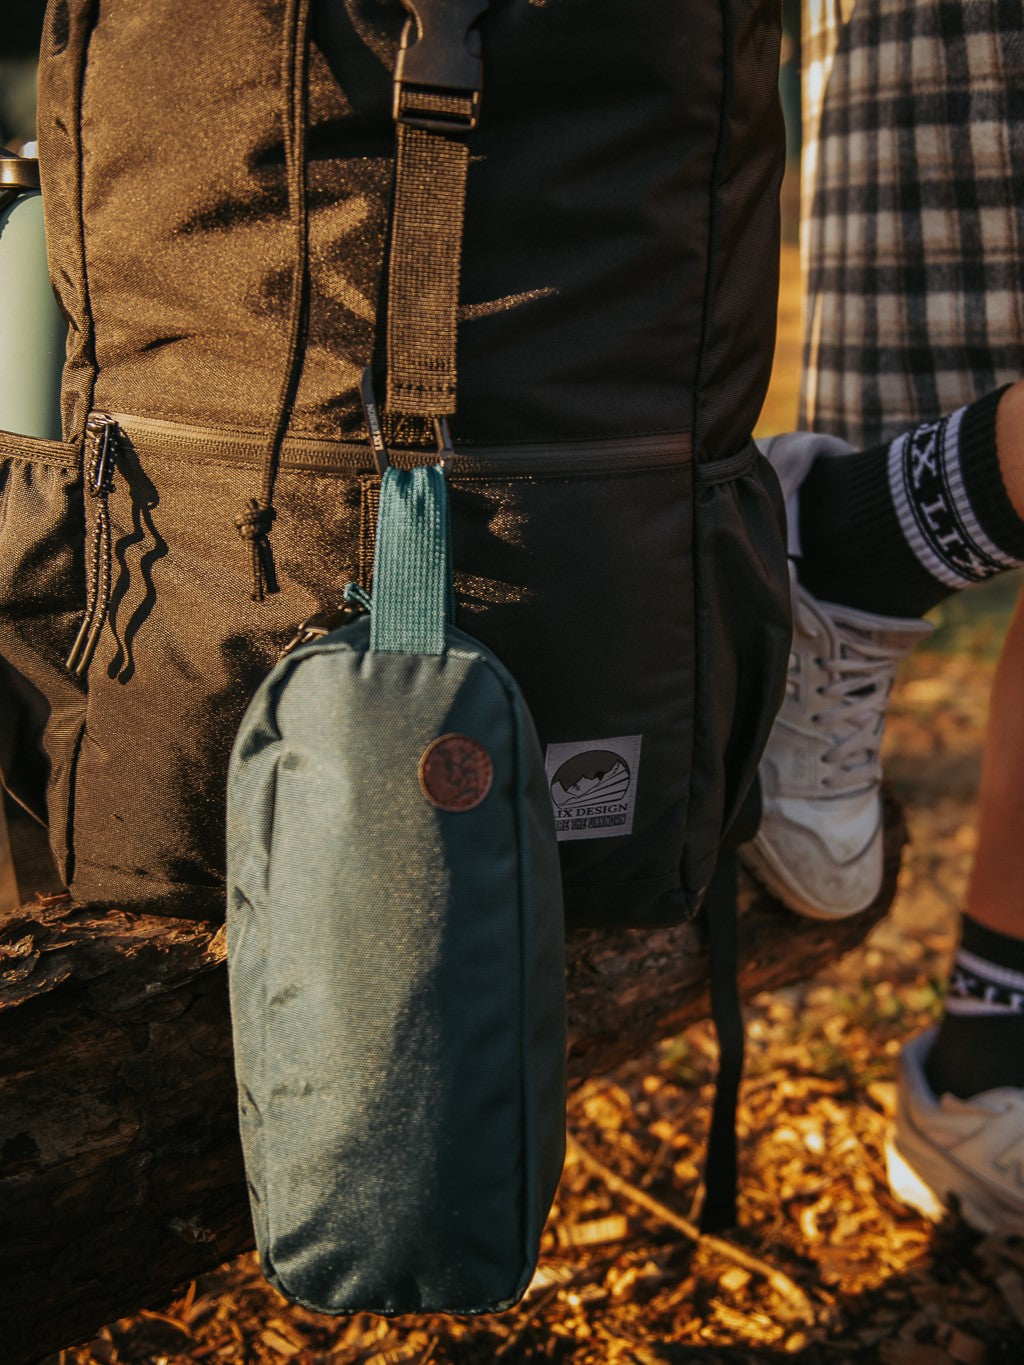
left=235, top=499, right=280, bottom=601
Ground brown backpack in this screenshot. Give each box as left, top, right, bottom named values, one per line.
left=1, top=0, right=790, bottom=1230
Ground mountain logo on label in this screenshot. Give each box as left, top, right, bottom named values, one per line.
left=550, top=749, right=631, bottom=813
left=544, top=735, right=642, bottom=842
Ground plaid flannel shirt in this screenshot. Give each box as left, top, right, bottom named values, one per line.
left=799, top=0, right=1024, bottom=448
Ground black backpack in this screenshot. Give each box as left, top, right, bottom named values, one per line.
left=1, top=0, right=790, bottom=1239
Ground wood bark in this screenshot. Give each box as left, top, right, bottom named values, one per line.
left=0, top=799, right=904, bottom=1363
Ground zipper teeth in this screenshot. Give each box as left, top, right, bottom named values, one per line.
left=109, top=412, right=692, bottom=475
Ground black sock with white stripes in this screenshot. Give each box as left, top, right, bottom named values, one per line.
left=796, top=388, right=1024, bottom=617
left=925, top=914, right=1024, bottom=1099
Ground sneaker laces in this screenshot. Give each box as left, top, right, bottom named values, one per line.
left=799, top=604, right=905, bottom=789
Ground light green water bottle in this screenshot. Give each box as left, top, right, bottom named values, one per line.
left=0, top=148, right=66, bottom=440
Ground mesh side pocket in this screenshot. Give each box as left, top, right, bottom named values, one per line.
left=0, top=432, right=86, bottom=881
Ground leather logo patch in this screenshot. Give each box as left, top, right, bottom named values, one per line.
left=419, top=734, right=493, bottom=812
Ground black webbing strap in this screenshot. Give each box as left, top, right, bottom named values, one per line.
left=385, top=0, right=489, bottom=421
left=697, top=779, right=764, bottom=1233
left=698, top=850, right=744, bottom=1234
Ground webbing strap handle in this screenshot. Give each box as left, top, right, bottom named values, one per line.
left=370, top=463, right=453, bottom=656
left=384, top=0, right=490, bottom=421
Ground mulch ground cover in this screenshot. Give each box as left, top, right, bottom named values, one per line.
left=44, top=575, right=1024, bottom=1365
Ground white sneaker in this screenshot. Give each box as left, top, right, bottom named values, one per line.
left=742, top=432, right=934, bottom=918
left=742, top=573, right=931, bottom=918
left=887, top=1027, right=1024, bottom=1236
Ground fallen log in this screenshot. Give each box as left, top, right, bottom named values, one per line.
left=0, top=799, right=904, bottom=1363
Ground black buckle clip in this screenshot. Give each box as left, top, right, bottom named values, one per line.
left=393, top=0, right=489, bottom=133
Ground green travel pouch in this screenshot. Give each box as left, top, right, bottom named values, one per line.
left=226, top=461, right=566, bottom=1315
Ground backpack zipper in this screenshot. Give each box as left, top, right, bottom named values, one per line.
left=109, top=411, right=692, bottom=477
left=66, top=413, right=118, bottom=676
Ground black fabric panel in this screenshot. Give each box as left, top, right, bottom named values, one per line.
left=455, top=0, right=722, bottom=444
left=693, top=0, right=785, bottom=461
left=683, top=445, right=790, bottom=902
left=449, top=459, right=696, bottom=926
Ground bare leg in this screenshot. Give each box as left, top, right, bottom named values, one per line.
left=965, top=592, right=1024, bottom=937
left=996, top=377, right=1024, bottom=520
left=921, top=380, right=1024, bottom=1101
left=968, top=380, right=1024, bottom=936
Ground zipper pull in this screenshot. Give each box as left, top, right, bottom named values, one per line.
left=85, top=411, right=117, bottom=498
left=278, top=606, right=355, bottom=661
left=277, top=585, right=372, bottom=662
left=359, top=368, right=390, bottom=476
left=66, top=413, right=119, bottom=676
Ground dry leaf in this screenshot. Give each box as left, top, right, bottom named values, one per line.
left=718, top=1267, right=752, bottom=1295
left=259, top=1327, right=302, bottom=1357
left=557, top=1215, right=630, bottom=1248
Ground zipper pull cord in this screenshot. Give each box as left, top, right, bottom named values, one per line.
left=66, top=413, right=118, bottom=676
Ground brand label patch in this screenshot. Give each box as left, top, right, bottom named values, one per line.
left=544, top=735, right=642, bottom=841
left=419, top=735, right=493, bottom=812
